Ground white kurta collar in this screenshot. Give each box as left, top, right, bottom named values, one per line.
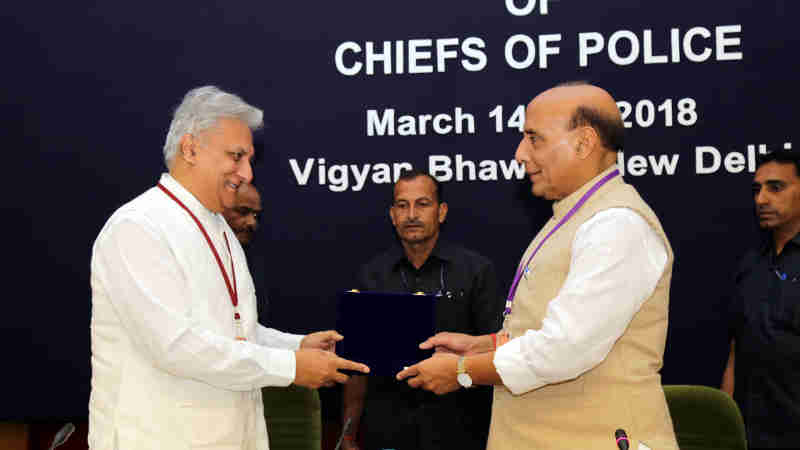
left=158, top=173, right=224, bottom=233
left=551, top=164, right=621, bottom=218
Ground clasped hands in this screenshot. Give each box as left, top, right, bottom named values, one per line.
left=294, top=330, right=370, bottom=389
left=396, top=332, right=488, bottom=395
left=294, top=330, right=486, bottom=392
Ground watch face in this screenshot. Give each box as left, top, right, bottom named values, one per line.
left=457, top=373, right=473, bottom=388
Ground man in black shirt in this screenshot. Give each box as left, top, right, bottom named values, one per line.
left=722, top=150, right=800, bottom=448
left=341, top=169, right=502, bottom=450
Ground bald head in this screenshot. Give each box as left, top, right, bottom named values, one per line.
left=539, top=82, right=617, bottom=111
left=222, top=183, right=262, bottom=246
left=534, top=83, right=624, bottom=152
left=514, top=82, right=624, bottom=200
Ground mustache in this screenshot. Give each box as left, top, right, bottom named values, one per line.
left=401, top=220, right=424, bottom=228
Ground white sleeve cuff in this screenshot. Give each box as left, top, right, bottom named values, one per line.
left=284, top=332, right=305, bottom=351
left=494, top=334, right=545, bottom=395
left=254, top=347, right=297, bottom=387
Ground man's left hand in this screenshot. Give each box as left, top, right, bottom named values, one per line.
left=300, top=330, right=343, bottom=352
left=396, top=353, right=460, bottom=395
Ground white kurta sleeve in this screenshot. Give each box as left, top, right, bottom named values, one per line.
left=254, top=325, right=304, bottom=350
left=493, top=208, right=668, bottom=395
left=94, top=215, right=297, bottom=391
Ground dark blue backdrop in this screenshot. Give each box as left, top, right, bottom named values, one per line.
left=4, top=0, right=798, bottom=421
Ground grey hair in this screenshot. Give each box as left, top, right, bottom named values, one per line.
left=163, top=85, right=263, bottom=169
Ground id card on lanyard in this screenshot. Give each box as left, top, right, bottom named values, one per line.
left=158, top=183, right=247, bottom=341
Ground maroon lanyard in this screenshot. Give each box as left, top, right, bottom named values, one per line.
left=157, top=184, right=239, bottom=317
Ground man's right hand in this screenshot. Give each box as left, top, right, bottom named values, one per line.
left=294, top=348, right=370, bottom=388
left=419, top=332, right=492, bottom=356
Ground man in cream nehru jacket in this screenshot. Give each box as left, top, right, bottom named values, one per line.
left=398, top=82, right=678, bottom=449
left=89, top=86, right=368, bottom=449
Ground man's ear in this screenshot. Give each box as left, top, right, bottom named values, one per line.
left=438, top=202, right=448, bottom=224
left=389, top=206, right=397, bottom=227
left=179, top=133, right=197, bottom=164
left=575, top=126, right=599, bottom=161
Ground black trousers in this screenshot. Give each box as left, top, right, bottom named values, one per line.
left=361, top=378, right=490, bottom=450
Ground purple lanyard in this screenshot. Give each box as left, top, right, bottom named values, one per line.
left=504, top=169, right=620, bottom=315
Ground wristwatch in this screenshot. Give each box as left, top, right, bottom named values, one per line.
left=457, top=356, right=473, bottom=388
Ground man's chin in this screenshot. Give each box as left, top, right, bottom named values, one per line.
left=531, top=186, right=550, bottom=200
left=400, top=233, right=431, bottom=244
left=236, top=232, right=253, bottom=245
left=758, top=220, right=777, bottom=230
left=220, top=191, right=238, bottom=209
left=219, top=202, right=236, bottom=213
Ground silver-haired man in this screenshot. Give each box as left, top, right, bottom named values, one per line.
left=89, top=86, right=369, bottom=449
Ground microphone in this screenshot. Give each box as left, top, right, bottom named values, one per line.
left=49, top=422, right=75, bottom=450
left=615, top=428, right=629, bottom=450
left=334, top=417, right=352, bottom=450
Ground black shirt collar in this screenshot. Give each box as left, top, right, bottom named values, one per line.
left=759, top=230, right=800, bottom=257
left=391, top=239, right=454, bottom=271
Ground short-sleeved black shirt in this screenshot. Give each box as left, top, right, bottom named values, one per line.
left=730, top=233, right=800, bottom=448
left=355, top=240, right=503, bottom=450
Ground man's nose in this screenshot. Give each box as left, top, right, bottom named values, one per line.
left=246, top=214, right=258, bottom=229
left=238, top=160, right=253, bottom=184
left=755, top=189, right=768, bottom=206
left=514, top=138, right=528, bottom=165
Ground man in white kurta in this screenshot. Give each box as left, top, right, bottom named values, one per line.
left=89, top=86, right=368, bottom=450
